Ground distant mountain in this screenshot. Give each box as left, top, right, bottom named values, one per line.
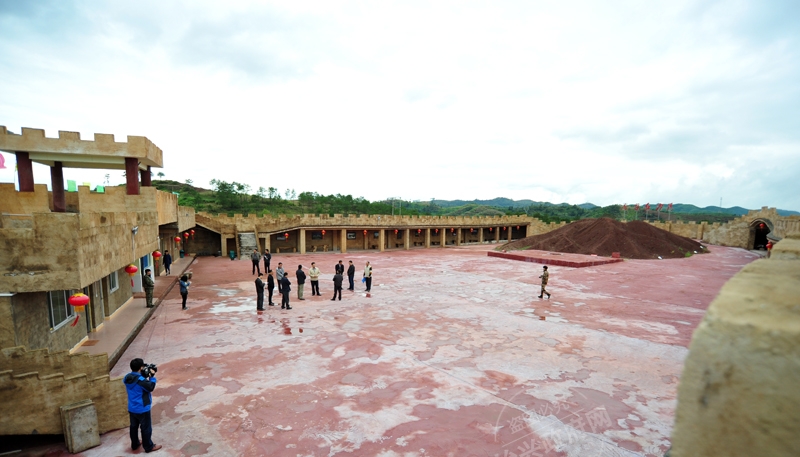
left=669, top=204, right=799, bottom=216
left=429, top=199, right=799, bottom=216
left=431, top=198, right=541, bottom=208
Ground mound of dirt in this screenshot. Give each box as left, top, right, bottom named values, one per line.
left=501, top=218, right=707, bottom=259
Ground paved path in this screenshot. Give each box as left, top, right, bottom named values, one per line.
left=77, top=245, right=758, bottom=456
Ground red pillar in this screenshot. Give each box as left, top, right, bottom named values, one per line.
left=140, top=165, right=152, bottom=186
left=125, top=157, right=140, bottom=195
left=16, top=152, right=34, bottom=192
left=51, top=161, right=66, bottom=212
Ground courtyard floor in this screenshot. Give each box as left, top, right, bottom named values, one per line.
left=77, top=245, right=758, bottom=456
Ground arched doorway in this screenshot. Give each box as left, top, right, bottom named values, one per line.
left=749, top=219, right=772, bottom=250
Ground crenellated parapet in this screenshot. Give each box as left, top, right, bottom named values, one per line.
left=0, top=346, right=127, bottom=436
left=0, top=125, right=162, bottom=170
left=196, top=211, right=539, bottom=235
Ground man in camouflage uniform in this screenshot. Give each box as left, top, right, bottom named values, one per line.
left=538, top=265, right=551, bottom=299
left=143, top=269, right=155, bottom=308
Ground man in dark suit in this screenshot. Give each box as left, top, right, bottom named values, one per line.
left=280, top=275, right=292, bottom=310
left=347, top=261, right=356, bottom=291
left=335, top=260, right=345, bottom=275
left=267, top=270, right=275, bottom=306
left=255, top=273, right=265, bottom=310
left=331, top=271, right=343, bottom=301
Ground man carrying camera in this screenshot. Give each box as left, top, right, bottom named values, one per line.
left=123, top=358, right=162, bottom=453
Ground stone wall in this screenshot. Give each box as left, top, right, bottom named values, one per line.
left=0, top=347, right=127, bottom=436
left=0, top=295, right=13, bottom=349
left=156, top=190, right=178, bottom=225
left=10, top=292, right=86, bottom=353
left=0, top=187, right=160, bottom=293
left=0, top=183, right=51, bottom=213
left=670, top=235, right=800, bottom=456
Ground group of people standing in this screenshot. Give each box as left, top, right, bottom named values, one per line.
left=253, top=249, right=373, bottom=311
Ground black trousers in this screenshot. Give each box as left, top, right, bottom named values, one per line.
left=282, top=291, right=290, bottom=307
left=129, top=411, right=154, bottom=451
left=348, top=275, right=354, bottom=290
left=365, top=277, right=372, bottom=291
left=332, top=286, right=342, bottom=300
left=256, top=291, right=264, bottom=309
left=252, top=260, right=261, bottom=275
left=268, top=288, right=274, bottom=304
left=181, top=292, right=188, bottom=309
left=264, top=260, right=270, bottom=272
left=311, top=280, right=320, bottom=295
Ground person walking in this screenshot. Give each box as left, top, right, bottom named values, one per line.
left=335, top=260, right=345, bottom=275
left=280, top=274, right=292, bottom=309
left=163, top=250, right=172, bottom=275
left=363, top=261, right=373, bottom=292
left=179, top=274, right=191, bottom=310
left=347, top=261, right=356, bottom=291
left=251, top=249, right=261, bottom=275
left=267, top=269, right=276, bottom=306
left=308, top=262, right=321, bottom=296
left=296, top=265, right=306, bottom=300
left=331, top=271, right=343, bottom=301
left=143, top=269, right=155, bottom=308
left=538, top=265, right=551, bottom=299
left=255, top=273, right=265, bottom=311
left=263, top=248, right=271, bottom=273
left=276, top=262, right=285, bottom=296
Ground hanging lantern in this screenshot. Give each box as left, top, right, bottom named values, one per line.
left=490, top=227, right=493, bottom=232
left=284, top=232, right=289, bottom=239
left=68, top=293, right=90, bottom=326
left=190, top=229, right=195, bottom=235
left=435, top=229, right=439, bottom=234
left=363, top=230, right=367, bottom=236
left=516, top=225, right=520, bottom=229
left=125, top=264, right=139, bottom=287
left=152, top=250, right=162, bottom=259
left=417, top=229, right=421, bottom=234
left=394, top=229, right=398, bottom=234
left=174, top=236, right=181, bottom=243
left=759, top=223, right=766, bottom=229
left=503, top=227, right=507, bottom=230
left=321, top=230, right=326, bottom=235
left=451, top=228, right=454, bottom=233
left=184, top=232, right=189, bottom=239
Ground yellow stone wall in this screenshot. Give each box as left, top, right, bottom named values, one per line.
left=0, top=187, right=161, bottom=293
left=670, top=236, right=800, bottom=456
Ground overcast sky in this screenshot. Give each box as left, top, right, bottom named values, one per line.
left=1, top=0, right=798, bottom=210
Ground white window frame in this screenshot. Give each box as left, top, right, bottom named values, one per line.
left=48, top=290, right=75, bottom=330
left=109, top=271, right=119, bottom=293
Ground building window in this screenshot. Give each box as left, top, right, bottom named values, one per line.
left=109, top=271, right=119, bottom=293
left=48, top=290, right=75, bottom=329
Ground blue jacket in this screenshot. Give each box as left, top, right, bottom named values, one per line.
left=180, top=280, right=190, bottom=294
left=124, top=372, right=157, bottom=413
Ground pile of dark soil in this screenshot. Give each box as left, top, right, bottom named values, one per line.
left=501, top=218, right=707, bottom=259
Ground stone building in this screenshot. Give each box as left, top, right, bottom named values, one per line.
left=0, top=126, right=197, bottom=438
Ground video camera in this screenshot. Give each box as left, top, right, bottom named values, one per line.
left=141, top=363, right=158, bottom=378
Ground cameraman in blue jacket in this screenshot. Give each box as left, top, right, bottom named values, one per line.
left=123, top=358, right=162, bottom=453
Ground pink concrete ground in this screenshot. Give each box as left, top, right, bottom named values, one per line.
left=78, top=245, right=757, bottom=456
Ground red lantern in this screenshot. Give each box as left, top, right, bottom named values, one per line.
left=759, top=223, right=766, bottom=229
left=363, top=230, right=367, bottom=235
left=125, top=264, right=139, bottom=287
left=68, top=293, right=90, bottom=326
left=451, top=228, right=454, bottom=233
left=190, top=229, right=195, bottom=235
left=435, top=229, right=439, bottom=234
left=152, top=250, right=162, bottom=259
left=490, top=227, right=493, bottom=232
left=174, top=236, right=181, bottom=243
left=394, top=229, right=398, bottom=234
left=184, top=232, right=189, bottom=238
left=321, top=230, right=326, bottom=235
left=417, top=229, right=421, bottom=234
left=503, top=227, right=507, bottom=230
left=284, top=232, right=289, bottom=239
left=517, top=225, right=520, bottom=229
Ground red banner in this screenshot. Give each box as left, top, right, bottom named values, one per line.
left=645, top=203, right=650, bottom=211
left=656, top=203, right=663, bottom=211
left=635, top=204, right=640, bottom=211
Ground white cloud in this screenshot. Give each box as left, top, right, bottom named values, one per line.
left=0, top=0, right=798, bottom=210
